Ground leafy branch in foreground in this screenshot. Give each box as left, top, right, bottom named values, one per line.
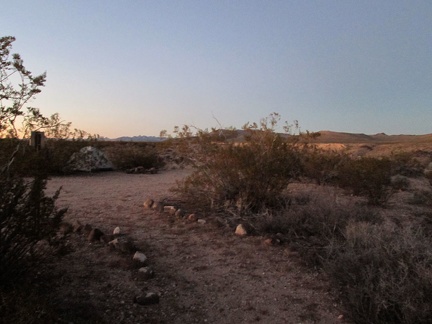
left=0, top=156, right=67, bottom=286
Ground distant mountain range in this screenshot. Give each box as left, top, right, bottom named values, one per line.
left=101, top=131, right=432, bottom=144
left=103, top=135, right=165, bottom=142
left=314, top=131, right=432, bottom=144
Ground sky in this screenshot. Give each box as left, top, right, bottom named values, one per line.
left=2, top=1, right=431, bottom=137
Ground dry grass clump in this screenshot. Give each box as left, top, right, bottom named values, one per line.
left=327, top=222, right=432, bottom=324
left=256, top=197, right=432, bottom=324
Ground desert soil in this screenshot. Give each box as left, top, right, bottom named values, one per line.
left=44, top=169, right=346, bottom=324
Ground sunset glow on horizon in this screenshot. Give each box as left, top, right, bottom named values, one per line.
left=2, top=1, right=431, bottom=138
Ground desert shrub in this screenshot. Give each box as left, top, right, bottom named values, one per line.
left=391, top=175, right=410, bottom=191
left=299, top=148, right=344, bottom=185
left=103, top=142, right=161, bottom=170
left=408, top=190, right=432, bottom=206
left=173, top=114, right=305, bottom=213
left=257, top=198, right=382, bottom=265
left=337, top=157, right=392, bottom=205
left=390, top=152, right=424, bottom=177
left=0, top=153, right=67, bottom=286
left=326, top=222, right=432, bottom=324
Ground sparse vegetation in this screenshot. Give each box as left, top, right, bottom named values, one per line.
left=165, top=115, right=432, bottom=323
left=171, top=113, right=307, bottom=213
left=103, top=142, right=161, bottom=171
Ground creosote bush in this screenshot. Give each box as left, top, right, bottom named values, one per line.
left=337, top=157, right=392, bottom=205
left=172, top=114, right=306, bottom=213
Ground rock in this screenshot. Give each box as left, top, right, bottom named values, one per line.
left=88, top=228, right=104, bottom=242
left=187, top=214, right=198, bottom=222
left=235, top=224, right=247, bottom=236
left=58, top=222, right=73, bottom=235
left=137, top=267, right=155, bottom=280
left=108, top=238, right=119, bottom=249
left=134, top=292, right=159, bottom=305
left=113, top=227, right=121, bottom=235
left=163, top=206, right=177, bottom=215
left=197, top=219, right=206, bottom=225
left=143, top=198, right=154, bottom=209
left=264, top=238, right=273, bottom=246
left=108, top=237, right=136, bottom=253
left=133, top=251, right=148, bottom=264
left=64, top=146, right=113, bottom=172
left=148, top=167, right=157, bottom=174
left=152, top=201, right=164, bottom=213
left=175, top=209, right=184, bottom=218
left=72, top=220, right=83, bottom=233
left=264, top=237, right=282, bottom=246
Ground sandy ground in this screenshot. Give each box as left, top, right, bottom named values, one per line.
left=43, top=170, right=346, bottom=324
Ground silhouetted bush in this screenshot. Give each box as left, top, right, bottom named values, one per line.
left=0, top=151, right=67, bottom=286
left=103, top=142, right=161, bottom=170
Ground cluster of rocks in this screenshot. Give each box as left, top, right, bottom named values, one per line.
left=143, top=198, right=205, bottom=224
left=143, top=198, right=283, bottom=246
left=125, top=166, right=158, bottom=174
left=57, top=220, right=159, bottom=306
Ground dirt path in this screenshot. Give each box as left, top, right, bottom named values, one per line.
left=45, top=170, right=345, bottom=323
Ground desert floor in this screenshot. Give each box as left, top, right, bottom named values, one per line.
left=43, top=169, right=346, bottom=324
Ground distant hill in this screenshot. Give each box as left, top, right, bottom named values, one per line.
left=313, top=131, right=432, bottom=144
left=108, top=135, right=165, bottom=142
left=100, top=131, right=432, bottom=144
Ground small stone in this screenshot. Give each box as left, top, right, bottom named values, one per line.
left=197, top=219, right=206, bottom=225
left=137, top=267, right=155, bottom=280
left=108, top=238, right=119, bottom=249
left=148, top=167, right=157, bottom=174
left=235, top=224, right=247, bottom=236
left=264, top=238, right=273, bottom=246
left=134, top=292, right=159, bottom=305
left=152, top=201, right=164, bottom=212
left=113, top=226, right=121, bottom=235
left=338, top=314, right=344, bottom=320
left=72, top=220, right=83, bottom=233
left=133, top=251, right=147, bottom=264
left=187, top=214, right=198, bottom=222
left=163, top=206, right=176, bottom=214
left=88, top=228, right=104, bottom=242
left=143, top=198, right=154, bottom=209
left=175, top=209, right=184, bottom=218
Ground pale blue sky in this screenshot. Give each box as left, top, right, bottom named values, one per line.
left=2, top=1, right=431, bottom=137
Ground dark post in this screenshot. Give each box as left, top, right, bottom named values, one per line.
left=30, top=131, right=45, bottom=151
